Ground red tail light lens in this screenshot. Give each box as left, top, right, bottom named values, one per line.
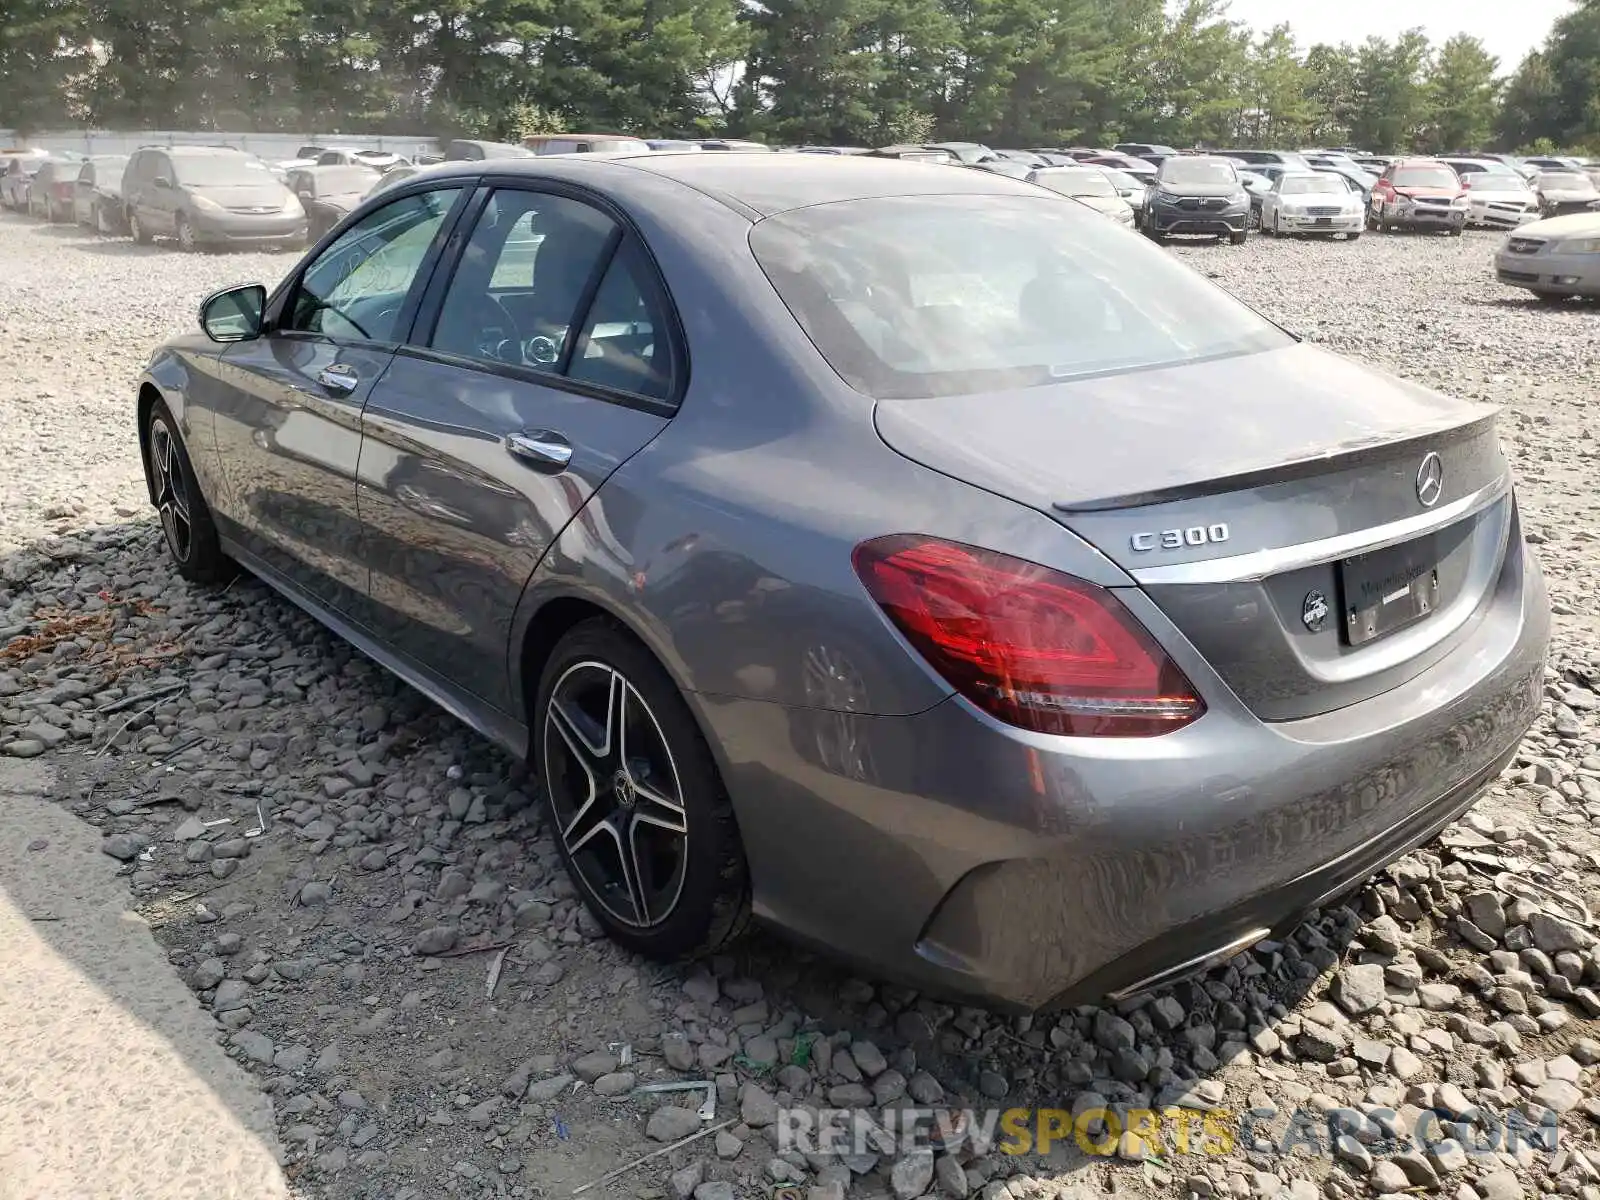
left=852, top=535, right=1204, bottom=737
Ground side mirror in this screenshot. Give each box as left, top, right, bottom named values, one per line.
left=153, top=176, right=172, bottom=190
left=200, top=283, right=267, bottom=343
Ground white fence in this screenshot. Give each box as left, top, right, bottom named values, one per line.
left=0, top=129, right=442, bottom=161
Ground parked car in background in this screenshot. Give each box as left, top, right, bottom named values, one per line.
left=1112, top=142, right=1179, bottom=165
left=972, top=159, right=1033, bottom=179
left=1141, top=154, right=1250, bottom=243
left=444, top=140, right=536, bottom=162
left=1438, top=158, right=1540, bottom=229
left=1081, top=153, right=1156, bottom=180
left=1368, top=159, right=1467, bottom=234
left=995, top=149, right=1050, bottom=169
left=288, top=164, right=382, bottom=239
left=524, top=133, right=652, bottom=155
left=1494, top=211, right=1600, bottom=301
left=1306, top=159, right=1377, bottom=200
left=927, top=141, right=999, bottom=164
left=316, top=148, right=410, bottom=171
left=700, top=140, right=772, bottom=153
left=364, top=165, right=423, bottom=199
left=1534, top=170, right=1600, bottom=217
left=1027, top=165, right=1135, bottom=227
left=138, top=152, right=1548, bottom=1012
left=1523, top=155, right=1586, bottom=173
left=74, top=155, right=130, bottom=232
left=649, top=140, right=706, bottom=152
left=1, top=150, right=50, bottom=211
left=866, top=145, right=956, bottom=164
left=1237, top=169, right=1274, bottom=227
left=29, top=158, right=83, bottom=221
left=122, top=146, right=306, bottom=251
left=1216, top=149, right=1312, bottom=172
left=1099, top=166, right=1149, bottom=214
left=1259, top=172, right=1364, bottom=239
left=1352, top=155, right=1397, bottom=174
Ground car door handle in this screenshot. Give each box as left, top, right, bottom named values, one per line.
left=317, top=364, right=359, bottom=395
left=506, top=430, right=573, bottom=472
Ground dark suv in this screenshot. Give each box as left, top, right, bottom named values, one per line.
left=122, top=146, right=306, bottom=251
left=1141, top=155, right=1251, bottom=243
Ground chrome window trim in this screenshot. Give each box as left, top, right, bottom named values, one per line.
left=1128, top=473, right=1511, bottom=586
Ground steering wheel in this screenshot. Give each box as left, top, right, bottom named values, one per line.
left=470, top=294, right=523, bottom=364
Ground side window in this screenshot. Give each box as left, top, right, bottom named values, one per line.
left=153, top=154, right=173, bottom=184
left=428, top=189, right=616, bottom=372
left=287, top=188, right=462, bottom=343
left=567, top=241, right=676, bottom=402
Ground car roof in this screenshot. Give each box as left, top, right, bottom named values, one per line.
left=156, top=145, right=252, bottom=157
left=562, top=152, right=1040, bottom=216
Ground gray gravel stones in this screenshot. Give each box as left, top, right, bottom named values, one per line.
left=646, top=1107, right=702, bottom=1142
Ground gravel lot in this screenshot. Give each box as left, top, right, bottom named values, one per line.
left=3, top=209, right=1600, bottom=1200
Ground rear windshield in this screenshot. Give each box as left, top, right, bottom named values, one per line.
left=1160, top=159, right=1236, bottom=186
left=1392, top=166, right=1457, bottom=189
left=586, top=139, right=648, bottom=152
left=1033, top=169, right=1116, bottom=198
left=1282, top=175, right=1344, bottom=195
left=750, top=194, right=1289, bottom=400
left=173, top=156, right=274, bottom=185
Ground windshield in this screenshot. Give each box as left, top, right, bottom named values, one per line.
left=749, top=194, right=1288, bottom=400
left=1391, top=165, right=1457, bottom=189
left=1282, top=175, right=1344, bottom=195
left=312, top=167, right=379, bottom=195
left=1160, top=159, right=1237, bottom=186
left=1540, top=172, right=1593, bottom=190
left=1032, top=169, right=1116, bottom=198
left=174, top=156, right=274, bottom=186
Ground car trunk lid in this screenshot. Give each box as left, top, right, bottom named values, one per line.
left=873, top=342, right=1514, bottom=720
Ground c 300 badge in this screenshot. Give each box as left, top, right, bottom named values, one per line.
left=1302, top=590, right=1329, bottom=633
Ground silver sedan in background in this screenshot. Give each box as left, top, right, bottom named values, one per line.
left=1260, top=171, right=1364, bottom=238
left=1026, top=165, right=1135, bottom=227
left=1495, top=211, right=1600, bottom=301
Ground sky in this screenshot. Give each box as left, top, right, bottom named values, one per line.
left=1223, top=0, right=1578, bottom=73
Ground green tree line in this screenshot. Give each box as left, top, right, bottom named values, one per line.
left=2, top=0, right=1597, bottom=153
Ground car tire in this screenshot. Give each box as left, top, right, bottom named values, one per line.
left=95, top=203, right=113, bottom=235
left=145, top=398, right=236, bottom=585
left=1274, top=212, right=1284, bottom=237
left=1247, top=207, right=1260, bottom=231
left=129, top=211, right=151, bottom=244
left=534, top=618, right=752, bottom=961
left=1448, top=225, right=1463, bottom=237
left=1533, top=292, right=1566, bottom=304
left=175, top=216, right=198, bottom=253
left=1346, top=232, right=1361, bottom=241
left=1229, top=229, right=1247, bottom=245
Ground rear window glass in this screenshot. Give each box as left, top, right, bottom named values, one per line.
left=1539, top=172, right=1592, bottom=189
left=750, top=194, right=1289, bottom=401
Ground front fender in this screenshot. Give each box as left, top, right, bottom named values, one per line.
left=137, top=340, right=223, bottom=504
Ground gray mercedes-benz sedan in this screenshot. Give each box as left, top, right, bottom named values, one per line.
left=135, top=153, right=1549, bottom=1011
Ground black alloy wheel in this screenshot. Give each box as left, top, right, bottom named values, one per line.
left=536, top=621, right=750, bottom=958
left=146, top=401, right=234, bottom=583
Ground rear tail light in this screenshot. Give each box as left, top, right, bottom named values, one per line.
left=852, top=535, right=1204, bottom=737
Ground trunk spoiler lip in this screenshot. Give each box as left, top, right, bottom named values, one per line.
left=1053, top=409, right=1501, bottom=515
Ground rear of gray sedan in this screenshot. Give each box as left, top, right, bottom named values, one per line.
left=595, top=157, right=1548, bottom=1010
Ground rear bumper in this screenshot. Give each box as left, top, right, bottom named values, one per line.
left=704, top=531, right=1548, bottom=1012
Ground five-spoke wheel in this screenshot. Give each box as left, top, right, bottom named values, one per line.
left=145, top=400, right=234, bottom=583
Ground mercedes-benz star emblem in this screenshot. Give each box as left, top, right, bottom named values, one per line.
left=1415, top=452, right=1444, bottom=508
left=612, top=770, right=637, bottom=809
left=1302, top=590, right=1329, bottom=633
